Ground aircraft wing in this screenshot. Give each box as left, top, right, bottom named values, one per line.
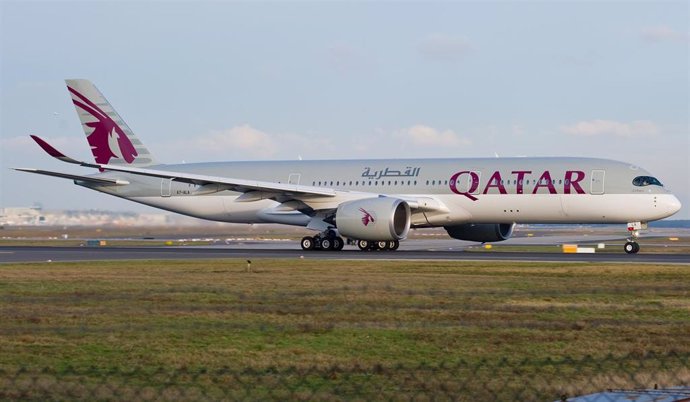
left=24, top=135, right=449, bottom=212
left=13, top=168, right=130, bottom=186
left=27, top=134, right=338, bottom=198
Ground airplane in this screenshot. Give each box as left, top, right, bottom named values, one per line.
left=15, top=79, right=682, bottom=254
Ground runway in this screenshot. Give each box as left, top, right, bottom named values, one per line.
left=1, top=245, right=690, bottom=264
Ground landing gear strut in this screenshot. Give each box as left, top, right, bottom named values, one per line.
left=624, top=222, right=646, bottom=254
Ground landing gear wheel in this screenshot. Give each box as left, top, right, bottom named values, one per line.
left=624, top=241, right=639, bottom=254
left=357, top=240, right=370, bottom=251
left=376, top=241, right=388, bottom=250
left=301, top=236, right=315, bottom=250
left=388, top=240, right=399, bottom=251
left=332, top=236, right=344, bottom=251
left=321, top=238, right=332, bottom=250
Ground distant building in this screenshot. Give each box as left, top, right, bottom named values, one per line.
left=0, top=207, right=224, bottom=227
left=0, top=206, right=44, bottom=226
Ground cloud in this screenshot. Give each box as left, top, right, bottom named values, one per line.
left=191, top=125, right=278, bottom=158
left=160, top=124, right=341, bottom=162
left=0, top=136, right=34, bottom=152
left=640, top=25, right=688, bottom=43
left=0, top=135, right=87, bottom=157
left=417, top=33, right=472, bottom=62
left=397, top=124, right=472, bottom=147
left=560, top=119, right=659, bottom=137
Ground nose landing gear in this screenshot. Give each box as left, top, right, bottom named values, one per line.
left=624, top=222, right=646, bottom=254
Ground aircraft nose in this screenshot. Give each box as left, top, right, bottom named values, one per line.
left=662, top=194, right=682, bottom=216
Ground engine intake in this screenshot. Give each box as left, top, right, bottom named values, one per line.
left=336, top=197, right=411, bottom=241
left=444, top=223, right=515, bottom=243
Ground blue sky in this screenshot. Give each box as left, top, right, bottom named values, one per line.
left=1, top=1, right=688, bottom=218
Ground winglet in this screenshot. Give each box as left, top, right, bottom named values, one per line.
left=30, top=135, right=90, bottom=166
left=31, top=135, right=67, bottom=158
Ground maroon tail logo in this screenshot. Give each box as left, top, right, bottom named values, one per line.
left=68, top=86, right=137, bottom=164
left=359, top=208, right=375, bottom=226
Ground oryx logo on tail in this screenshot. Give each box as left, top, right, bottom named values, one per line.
left=68, top=86, right=138, bottom=165
left=359, top=208, right=375, bottom=226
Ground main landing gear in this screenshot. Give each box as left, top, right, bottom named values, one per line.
left=300, top=230, right=344, bottom=251
left=624, top=222, right=646, bottom=254
left=299, top=230, right=400, bottom=252
left=356, top=240, right=399, bottom=251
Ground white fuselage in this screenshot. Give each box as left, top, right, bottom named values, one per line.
left=85, top=156, right=681, bottom=228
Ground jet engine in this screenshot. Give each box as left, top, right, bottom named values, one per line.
left=444, top=223, right=515, bottom=242
left=336, top=197, right=411, bottom=241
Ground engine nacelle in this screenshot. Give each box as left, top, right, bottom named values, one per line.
left=444, top=223, right=515, bottom=243
left=336, top=197, right=411, bottom=241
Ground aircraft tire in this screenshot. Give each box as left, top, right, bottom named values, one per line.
left=624, top=241, right=639, bottom=254
left=357, top=240, right=370, bottom=251
left=388, top=240, right=399, bottom=251
left=376, top=241, right=388, bottom=250
left=321, top=238, right=332, bottom=250
left=332, top=237, right=344, bottom=251
left=301, top=236, right=315, bottom=250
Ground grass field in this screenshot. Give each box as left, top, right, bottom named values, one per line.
left=1, top=259, right=688, bottom=399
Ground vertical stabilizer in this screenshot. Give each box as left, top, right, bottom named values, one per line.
left=65, top=79, right=155, bottom=166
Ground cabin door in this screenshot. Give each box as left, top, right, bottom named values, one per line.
left=590, top=170, right=605, bottom=195
left=161, top=178, right=173, bottom=197
left=288, top=173, right=301, bottom=185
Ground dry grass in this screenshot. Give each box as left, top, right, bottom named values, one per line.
left=1, top=259, right=688, bottom=400
left=1, top=259, right=688, bottom=369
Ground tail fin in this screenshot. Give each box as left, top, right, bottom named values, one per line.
left=65, top=79, right=156, bottom=167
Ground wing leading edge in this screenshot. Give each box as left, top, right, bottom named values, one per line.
left=13, top=168, right=130, bottom=186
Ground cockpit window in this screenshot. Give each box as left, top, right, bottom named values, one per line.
left=632, top=176, right=663, bottom=187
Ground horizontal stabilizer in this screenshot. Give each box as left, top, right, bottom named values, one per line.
left=12, top=168, right=129, bottom=186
